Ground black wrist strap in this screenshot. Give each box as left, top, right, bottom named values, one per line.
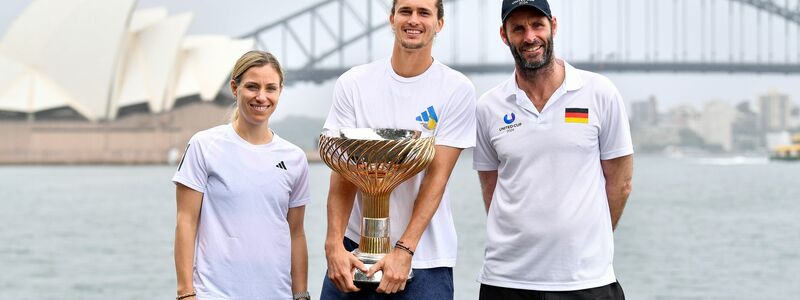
left=394, top=241, right=414, bottom=256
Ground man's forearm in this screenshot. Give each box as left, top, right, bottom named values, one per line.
left=478, top=171, right=498, bottom=213
left=400, top=170, right=449, bottom=247
left=601, top=155, right=633, bottom=230
left=325, top=171, right=358, bottom=252
left=399, top=146, right=462, bottom=249
left=607, top=184, right=630, bottom=230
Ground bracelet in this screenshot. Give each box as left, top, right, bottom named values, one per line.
left=394, top=241, right=414, bottom=256
left=293, top=291, right=311, bottom=300
left=176, top=290, right=196, bottom=300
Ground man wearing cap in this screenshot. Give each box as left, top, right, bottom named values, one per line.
left=473, top=0, right=633, bottom=299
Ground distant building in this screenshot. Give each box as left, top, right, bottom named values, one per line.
left=0, top=0, right=254, bottom=164
left=0, top=0, right=254, bottom=122
left=664, top=104, right=700, bottom=130
left=758, top=91, right=791, bottom=132
left=731, top=101, right=761, bottom=151
left=697, top=101, right=736, bottom=151
left=656, top=104, right=703, bottom=150
left=630, top=96, right=659, bottom=126
left=789, top=106, right=800, bottom=130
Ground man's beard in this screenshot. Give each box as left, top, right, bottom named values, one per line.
left=400, top=39, right=426, bottom=50
left=509, top=34, right=554, bottom=76
left=398, top=32, right=434, bottom=50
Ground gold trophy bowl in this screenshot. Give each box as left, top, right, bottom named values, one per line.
left=319, top=128, right=435, bottom=289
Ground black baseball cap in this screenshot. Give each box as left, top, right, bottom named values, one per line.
left=501, top=0, right=552, bottom=23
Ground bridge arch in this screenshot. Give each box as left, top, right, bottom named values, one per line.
left=241, top=0, right=800, bottom=84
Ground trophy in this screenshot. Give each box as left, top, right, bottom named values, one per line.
left=318, top=128, right=435, bottom=288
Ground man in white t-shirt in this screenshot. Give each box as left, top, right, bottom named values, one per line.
left=320, top=0, right=476, bottom=299
left=473, top=1, right=633, bottom=299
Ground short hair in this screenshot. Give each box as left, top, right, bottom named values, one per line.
left=391, top=0, right=444, bottom=20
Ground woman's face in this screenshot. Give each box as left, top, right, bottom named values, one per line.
left=231, top=64, right=282, bottom=126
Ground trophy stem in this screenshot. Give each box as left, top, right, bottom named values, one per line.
left=362, top=192, right=390, bottom=218
left=359, top=192, right=391, bottom=255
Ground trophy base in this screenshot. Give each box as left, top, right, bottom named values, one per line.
left=352, top=250, right=414, bottom=289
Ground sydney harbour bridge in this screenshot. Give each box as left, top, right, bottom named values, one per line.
left=241, top=0, right=800, bottom=85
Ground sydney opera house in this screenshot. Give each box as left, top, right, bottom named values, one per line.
left=0, top=0, right=253, bottom=164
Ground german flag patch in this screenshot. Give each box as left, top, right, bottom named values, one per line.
left=565, top=108, right=589, bottom=124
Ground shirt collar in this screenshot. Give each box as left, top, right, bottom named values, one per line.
left=562, top=60, right=583, bottom=91
left=502, top=59, right=584, bottom=103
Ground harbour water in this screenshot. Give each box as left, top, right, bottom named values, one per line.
left=1, top=155, right=799, bottom=299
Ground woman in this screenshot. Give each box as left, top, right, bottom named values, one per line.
left=172, top=50, right=310, bottom=300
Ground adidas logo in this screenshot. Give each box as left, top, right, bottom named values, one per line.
left=415, top=106, right=438, bottom=130
left=275, top=161, right=287, bottom=170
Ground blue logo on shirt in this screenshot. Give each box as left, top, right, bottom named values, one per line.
left=503, top=113, right=516, bottom=124
left=415, top=106, right=439, bottom=130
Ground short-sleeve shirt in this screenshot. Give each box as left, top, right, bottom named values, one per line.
left=323, top=57, right=476, bottom=268
left=172, top=124, right=311, bottom=299
left=473, top=61, right=633, bottom=291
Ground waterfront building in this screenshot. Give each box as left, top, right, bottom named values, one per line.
left=631, top=96, right=659, bottom=127
left=698, top=101, right=737, bottom=152
left=731, top=101, right=762, bottom=152
left=0, top=0, right=252, bottom=121
left=758, top=91, right=791, bottom=133
left=0, top=0, right=253, bottom=164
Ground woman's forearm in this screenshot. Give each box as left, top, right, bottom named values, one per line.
left=288, top=206, right=308, bottom=294
left=175, top=184, right=203, bottom=295
left=175, top=220, right=197, bottom=294
left=290, top=233, right=308, bottom=293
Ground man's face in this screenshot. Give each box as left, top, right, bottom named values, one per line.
left=390, top=0, right=443, bottom=50
left=501, top=7, right=557, bottom=71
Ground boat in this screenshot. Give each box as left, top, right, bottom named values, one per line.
left=770, top=134, right=800, bottom=161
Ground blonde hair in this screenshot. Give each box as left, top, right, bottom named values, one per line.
left=229, top=50, right=285, bottom=122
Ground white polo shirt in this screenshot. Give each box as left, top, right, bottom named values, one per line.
left=473, top=61, right=633, bottom=291
left=172, top=124, right=311, bottom=299
left=324, top=57, right=476, bottom=269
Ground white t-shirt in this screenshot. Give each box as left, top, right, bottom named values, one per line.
left=172, top=124, right=311, bottom=300
left=473, top=61, right=634, bottom=291
left=323, top=57, right=476, bottom=269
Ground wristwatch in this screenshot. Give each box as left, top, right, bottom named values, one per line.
left=293, top=291, right=311, bottom=300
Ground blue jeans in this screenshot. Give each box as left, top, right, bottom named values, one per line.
left=320, top=238, right=454, bottom=300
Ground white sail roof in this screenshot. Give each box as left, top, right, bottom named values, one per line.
left=0, top=0, right=254, bottom=121
left=169, top=36, right=255, bottom=110
left=0, top=0, right=136, bottom=120
left=0, top=54, right=30, bottom=112
left=113, top=12, right=193, bottom=115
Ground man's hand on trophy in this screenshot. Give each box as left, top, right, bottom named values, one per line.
left=326, top=247, right=366, bottom=292
left=369, top=248, right=412, bottom=294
